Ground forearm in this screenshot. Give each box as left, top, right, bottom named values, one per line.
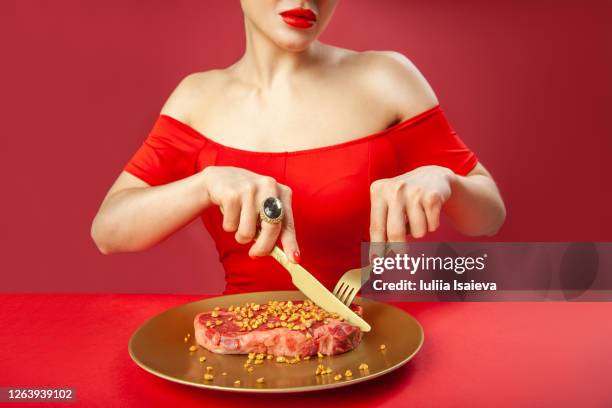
left=444, top=173, right=506, bottom=236
left=91, top=171, right=210, bottom=254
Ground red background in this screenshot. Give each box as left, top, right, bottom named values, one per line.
left=3, top=0, right=611, bottom=293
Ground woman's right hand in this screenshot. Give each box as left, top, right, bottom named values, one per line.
left=201, top=166, right=300, bottom=263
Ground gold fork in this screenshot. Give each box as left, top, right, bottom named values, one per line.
left=332, top=264, right=372, bottom=307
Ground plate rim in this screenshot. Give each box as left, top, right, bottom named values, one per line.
left=128, top=291, right=424, bottom=394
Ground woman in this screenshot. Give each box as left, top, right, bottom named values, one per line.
left=91, top=0, right=506, bottom=294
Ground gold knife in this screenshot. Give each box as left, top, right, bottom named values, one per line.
left=269, top=246, right=371, bottom=332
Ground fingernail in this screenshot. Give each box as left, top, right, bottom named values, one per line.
left=293, top=250, right=301, bottom=264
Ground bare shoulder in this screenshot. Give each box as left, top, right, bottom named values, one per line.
left=159, top=69, right=231, bottom=125
left=336, top=48, right=439, bottom=120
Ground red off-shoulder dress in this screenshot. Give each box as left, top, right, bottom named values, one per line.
left=124, top=105, right=478, bottom=294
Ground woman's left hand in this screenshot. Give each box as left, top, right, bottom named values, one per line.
left=369, top=165, right=456, bottom=242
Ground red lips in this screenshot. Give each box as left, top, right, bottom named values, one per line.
left=279, top=8, right=317, bottom=29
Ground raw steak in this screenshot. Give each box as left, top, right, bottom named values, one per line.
left=194, top=300, right=363, bottom=357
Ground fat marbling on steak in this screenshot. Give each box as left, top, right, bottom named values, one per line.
left=194, top=299, right=363, bottom=357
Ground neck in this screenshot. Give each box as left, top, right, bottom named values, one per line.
left=233, top=18, right=321, bottom=88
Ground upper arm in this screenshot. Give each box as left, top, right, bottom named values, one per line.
left=361, top=51, right=496, bottom=182
left=104, top=72, right=206, bottom=204
left=98, top=73, right=212, bottom=209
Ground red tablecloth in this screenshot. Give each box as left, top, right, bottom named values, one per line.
left=1, top=294, right=611, bottom=407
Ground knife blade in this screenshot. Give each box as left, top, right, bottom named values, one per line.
left=269, top=246, right=371, bottom=332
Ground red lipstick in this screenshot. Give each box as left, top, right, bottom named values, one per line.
left=279, top=8, right=317, bottom=29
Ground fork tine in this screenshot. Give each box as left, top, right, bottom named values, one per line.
left=333, top=280, right=345, bottom=297
left=344, top=289, right=358, bottom=306
left=340, top=287, right=354, bottom=305
left=336, top=283, right=350, bottom=302
left=338, top=287, right=349, bottom=305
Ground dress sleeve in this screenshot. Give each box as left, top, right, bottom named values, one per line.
left=389, top=106, right=478, bottom=176
left=123, top=115, right=206, bottom=186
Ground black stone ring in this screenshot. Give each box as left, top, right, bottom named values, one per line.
left=260, top=197, right=284, bottom=224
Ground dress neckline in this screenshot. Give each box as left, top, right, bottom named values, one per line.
left=159, top=104, right=442, bottom=156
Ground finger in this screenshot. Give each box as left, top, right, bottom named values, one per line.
left=369, top=183, right=388, bottom=261
left=406, top=202, right=428, bottom=239
left=277, top=185, right=300, bottom=263
left=249, top=180, right=281, bottom=257
left=250, top=216, right=281, bottom=257
left=221, top=192, right=241, bottom=233
left=235, top=186, right=257, bottom=244
left=386, top=201, right=407, bottom=243
left=423, top=192, right=443, bottom=232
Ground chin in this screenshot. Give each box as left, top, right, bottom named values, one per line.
left=271, top=28, right=317, bottom=52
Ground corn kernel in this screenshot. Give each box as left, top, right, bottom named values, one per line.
left=222, top=372, right=227, bottom=376
left=345, top=369, right=353, bottom=377
left=234, top=380, right=241, bottom=386
left=248, top=352, right=256, bottom=359
left=255, top=353, right=265, bottom=360
left=266, top=354, right=274, bottom=360
left=325, top=367, right=332, bottom=374
left=189, top=345, right=198, bottom=352
left=247, top=366, right=254, bottom=372
left=199, top=356, right=207, bottom=363
left=204, top=373, right=214, bottom=381
left=303, top=355, right=311, bottom=360
left=256, top=377, right=265, bottom=384
left=380, top=344, right=386, bottom=350
left=334, top=374, right=342, bottom=381
left=359, top=363, right=369, bottom=370
left=183, top=337, right=188, bottom=343
left=276, top=356, right=286, bottom=363
left=254, top=359, right=263, bottom=365
left=317, top=352, right=324, bottom=358
left=206, top=366, right=213, bottom=373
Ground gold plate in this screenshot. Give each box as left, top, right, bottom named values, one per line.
left=128, top=291, right=423, bottom=393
